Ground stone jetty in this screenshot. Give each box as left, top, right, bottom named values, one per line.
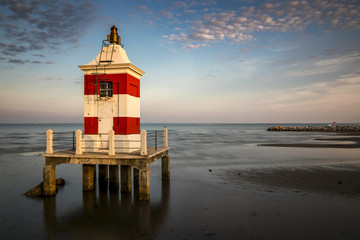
left=267, top=125, right=360, bottom=132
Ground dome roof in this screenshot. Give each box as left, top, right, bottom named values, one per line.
left=84, top=44, right=131, bottom=66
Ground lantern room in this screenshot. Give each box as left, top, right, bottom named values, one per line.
left=78, top=26, right=145, bottom=153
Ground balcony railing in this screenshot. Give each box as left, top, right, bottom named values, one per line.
left=45, top=126, right=168, bottom=156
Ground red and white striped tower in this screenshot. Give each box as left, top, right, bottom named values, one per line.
left=78, top=26, right=144, bottom=153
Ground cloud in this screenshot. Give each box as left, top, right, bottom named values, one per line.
left=37, top=76, right=63, bottom=81
left=263, top=71, right=360, bottom=112
left=160, top=0, right=360, bottom=48
left=33, top=54, right=45, bottom=57
left=185, top=43, right=210, bottom=49
left=8, top=59, right=25, bottom=64
left=138, top=5, right=147, bottom=11
left=161, top=10, right=173, bottom=19
left=0, top=0, right=97, bottom=57
left=0, top=42, right=27, bottom=56
left=314, top=53, right=360, bottom=67
left=8, top=58, right=44, bottom=64
left=174, top=2, right=187, bottom=8
left=285, top=51, right=360, bottom=77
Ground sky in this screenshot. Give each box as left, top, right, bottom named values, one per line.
left=0, top=0, right=359, bottom=123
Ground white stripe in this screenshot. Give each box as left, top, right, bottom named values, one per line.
left=84, top=94, right=140, bottom=118
left=113, top=94, right=140, bottom=118
left=84, top=95, right=98, bottom=117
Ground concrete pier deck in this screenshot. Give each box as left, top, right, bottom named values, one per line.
left=42, top=147, right=170, bottom=167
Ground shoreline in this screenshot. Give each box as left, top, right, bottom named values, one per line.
left=259, top=136, right=360, bottom=148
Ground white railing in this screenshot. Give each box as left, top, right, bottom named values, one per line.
left=46, top=126, right=168, bottom=156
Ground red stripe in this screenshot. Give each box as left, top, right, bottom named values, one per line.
left=84, top=74, right=140, bottom=97
left=113, top=117, right=140, bottom=135
left=84, top=117, right=98, bottom=134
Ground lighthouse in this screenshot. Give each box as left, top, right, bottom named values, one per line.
left=39, top=26, right=170, bottom=200
left=78, top=26, right=145, bottom=153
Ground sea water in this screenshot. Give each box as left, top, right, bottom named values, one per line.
left=0, top=123, right=359, bottom=239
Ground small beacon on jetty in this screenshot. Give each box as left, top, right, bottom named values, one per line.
left=41, top=26, right=170, bottom=200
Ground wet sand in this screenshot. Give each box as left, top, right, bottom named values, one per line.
left=222, top=165, right=360, bottom=198
left=259, top=136, right=360, bottom=148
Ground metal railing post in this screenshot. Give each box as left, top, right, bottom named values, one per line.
left=46, top=129, right=53, bottom=154
left=155, top=131, right=157, bottom=151
left=73, top=131, right=75, bottom=151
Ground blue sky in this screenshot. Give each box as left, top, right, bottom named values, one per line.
left=0, top=0, right=359, bottom=123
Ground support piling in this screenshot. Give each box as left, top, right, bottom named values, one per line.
left=43, top=165, right=56, bottom=196
left=98, top=164, right=109, bottom=185
left=162, top=155, right=170, bottom=181
left=109, top=165, right=119, bottom=189
left=121, top=165, right=132, bottom=193
left=83, top=164, right=95, bottom=191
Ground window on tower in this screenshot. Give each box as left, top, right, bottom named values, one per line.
left=99, top=81, right=113, bottom=98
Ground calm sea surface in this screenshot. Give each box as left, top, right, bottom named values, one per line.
left=0, top=123, right=359, bottom=239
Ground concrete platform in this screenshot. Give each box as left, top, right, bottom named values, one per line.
left=42, top=147, right=170, bottom=167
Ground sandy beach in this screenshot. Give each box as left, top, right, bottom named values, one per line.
left=259, top=136, right=360, bottom=148
left=248, top=136, right=360, bottom=198
left=222, top=165, right=360, bottom=198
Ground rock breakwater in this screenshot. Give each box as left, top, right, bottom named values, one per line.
left=267, top=125, right=360, bottom=132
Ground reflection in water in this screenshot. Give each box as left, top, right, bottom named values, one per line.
left=43, top=196, right=56, bottom=238
left=44, top=180, right=170, bottom=239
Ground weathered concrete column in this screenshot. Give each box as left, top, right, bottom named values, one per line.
left=140, top=130, right=147, bottom=155
left=133, top=168, right=139, bottom=190
left=98, top=164, right=109, bottom=185
left=46, top=129, right=53, bottom=154
left=163, top=126, right=168, bottom=148
left=134, top=167, right=150, bottom=200
left=162, top=155, right=170, bottom=181
left=109, top=165, right=119, bottom=189
left=43, top=165, right=56, bottom=196
left=93, top=165, right=97, bottom=185
left=83, top=164, right=95, bottom=191
left=76, top=129, right=82, bottom=155
left=121, top=165, right=132, bottom=193
left=108, top=130, right=115, bottom=155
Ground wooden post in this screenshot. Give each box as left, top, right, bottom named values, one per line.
left=140, top=130, right=147, bottom=155
left=134, top=167, right=150, bottom=200
left=83, top=164, right=95, bottom=191
left=43, top=165, right=56, bottom=195
left=76, top=129, right=82, bottom=155
left=46, top=129, right=53, bottom=154
left=162, top=155, right=170, bottom=181
left=108, top=130, right=115, bottom=155
left=163, top=126, right=168, bottom=148
left=121, top=165, right=132, bottom=193
left=109, top=165, right=119, bottom=189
